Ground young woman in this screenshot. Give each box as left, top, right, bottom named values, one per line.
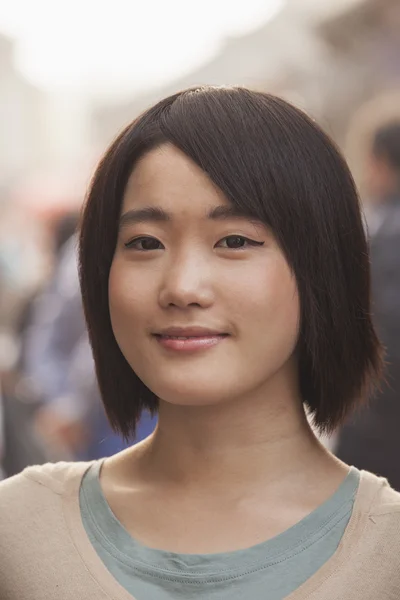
left=1, top=86, right=399, bottom=600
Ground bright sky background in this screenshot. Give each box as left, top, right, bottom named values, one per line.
left=0, top=0, right=284, bottom=98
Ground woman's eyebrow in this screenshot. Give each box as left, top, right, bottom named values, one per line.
left=119, top=206, right=170, bottom=229
left=119, top=205, right=251, bottom=230
left=207, top=205, right=250, bottom=220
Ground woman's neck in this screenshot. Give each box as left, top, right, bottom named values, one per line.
left=101, top=374, right=349, bottom=556
left=113, top=376, right=345, bottom=495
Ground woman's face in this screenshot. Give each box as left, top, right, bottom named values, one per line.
left=109, top=144, right=300, bottom=407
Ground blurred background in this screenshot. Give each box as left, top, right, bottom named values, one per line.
left=1, top=0, right=400, bottom=481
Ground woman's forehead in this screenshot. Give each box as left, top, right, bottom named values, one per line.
left=123, top=145, right=230, bottom=215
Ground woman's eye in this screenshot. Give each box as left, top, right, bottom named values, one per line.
left=125, top=236, right=164, bottom=251
left=217, top=235, right=264, bottom=249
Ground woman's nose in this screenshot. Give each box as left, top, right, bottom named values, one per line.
left=158, top=255, right=214, bottom=309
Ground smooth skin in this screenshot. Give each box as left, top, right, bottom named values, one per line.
left=102, top=144, right=348, bottom=554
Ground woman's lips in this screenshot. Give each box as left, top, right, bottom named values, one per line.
left=154, top=334, right=228, bottom=352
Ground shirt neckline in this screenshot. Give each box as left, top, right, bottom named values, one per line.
left=61, top=462, right=386, bottom=600
left=79, top=460, right=360, bottom=580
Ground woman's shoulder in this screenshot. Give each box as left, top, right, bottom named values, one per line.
left=357, top=471, right=400, bottom=559
left=0, top=460, right=95, bottom=559
left=367, top=472, right=400, bottom=518
left=326, top=472, right=400, bottom=594
left=0, top=460, right=94, bottom=511
left=360, top=469, right=400, bottom=511
left=0, top=461, right=104, bottom=596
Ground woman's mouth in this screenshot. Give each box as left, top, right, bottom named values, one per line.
left=153, top=330, right=229, bottom=352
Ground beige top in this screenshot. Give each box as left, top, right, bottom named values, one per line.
left=0, top=460, right=400, bottom=600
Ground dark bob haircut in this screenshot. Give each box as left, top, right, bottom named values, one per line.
left=79, top=86, right=383, bottom=440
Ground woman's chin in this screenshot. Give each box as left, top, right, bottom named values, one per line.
left=155, top=386, right=234, bottom=409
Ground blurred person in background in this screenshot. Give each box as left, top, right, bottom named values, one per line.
left=16, top=210, right=80, bottom=374
left=335, top=121, right=400, bottom=490
left=22, top=218, right=157, bottom=461
left=0, top=265, right=51, bottom=480
left=0, top=369, right=52, bottom=479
